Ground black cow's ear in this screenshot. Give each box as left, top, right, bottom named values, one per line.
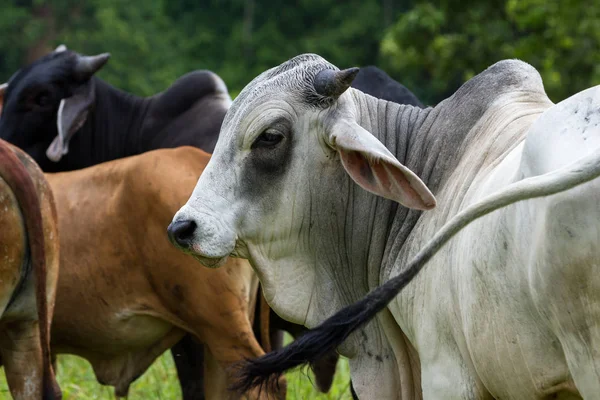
left=46, top=80, right=95, bottom=162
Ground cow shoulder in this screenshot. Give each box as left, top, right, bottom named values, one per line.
left=150, top=70, right=230, bottom=118
left=140, top=71, right=230, bottom=152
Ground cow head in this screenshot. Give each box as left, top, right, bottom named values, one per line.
left=0, top=45, right=109, bottom=166
left=169, top=53, right=435, bottom=325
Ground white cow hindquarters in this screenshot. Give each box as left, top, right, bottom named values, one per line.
left=522, top=85, right=600, bottom=398
left=391, top=85, right=600, bottom=399
left=453, top=86, right=600, bottom=399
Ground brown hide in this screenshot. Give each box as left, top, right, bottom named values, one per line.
left=0, top=140, right=61, bottom=399
left=47, top=146, right=285, bottom=399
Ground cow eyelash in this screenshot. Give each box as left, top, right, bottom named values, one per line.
left=251, top=128, right=284, bottom=149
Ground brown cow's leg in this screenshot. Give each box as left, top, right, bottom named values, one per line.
left=0, top=319, right=52, bottom=400
left=203, top=343, right=283, bottom=400
left=203, top=345, right=230, bottom=400
left=171, top=334, right=206, bottom=400
left=202, top=319, right=286, bottom=400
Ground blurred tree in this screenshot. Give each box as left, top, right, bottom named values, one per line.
left=164, top=0, right=401, bottom=94
left=0, top=0, right=597, bottom=102
left=60, top=0, right=189, bottom=95
left=0, top=0, right=402, bottom=97
left=381, top=0, right=600, bottom=104
left=0, top=0, right=207, bottom=95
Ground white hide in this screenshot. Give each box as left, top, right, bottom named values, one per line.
left=174, top=53, right=600, bottom=399
left=389, top=86, right=600, bottom=399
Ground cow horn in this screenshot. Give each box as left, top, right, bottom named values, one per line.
left=74, top=53, right=111, bottom=80
left=54, top=44, right=67, bottom=53
left=314, top=67, right=360, bottom=98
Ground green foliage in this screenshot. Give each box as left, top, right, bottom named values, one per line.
left=381, top=0, right=600, bottom=104
left=0, top=0, right=402, bottom=96
left=163, top=0, right=400, bottom=93
left=60, top=0, right=187, bottom=95
left=2, top=1, right=596, bottom=103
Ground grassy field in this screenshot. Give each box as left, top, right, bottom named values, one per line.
left=0, top=339, right=353, bottom=399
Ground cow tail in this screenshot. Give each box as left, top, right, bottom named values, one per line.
left=233, top=145, right=600, bottom=393
left=0, top=141, right=60, bottom=400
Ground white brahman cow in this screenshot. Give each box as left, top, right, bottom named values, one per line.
left=170, top=53, right=600, bottom=399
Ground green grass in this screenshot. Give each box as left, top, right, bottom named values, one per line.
left=0, top=336, right=352, bottom=399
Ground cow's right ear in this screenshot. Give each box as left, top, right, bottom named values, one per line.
left=0, top=83, right=6, bottom=118
left=328, top=120, right=436, bottom=210
left=46, top=80, right=95, bottom=162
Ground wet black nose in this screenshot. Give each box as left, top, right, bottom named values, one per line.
left=167, top=220, right=197, bottom=249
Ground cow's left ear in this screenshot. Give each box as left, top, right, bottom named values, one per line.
left=46, top=80, right=96, bottom=162
left=329, top=120, right=436, bottom=210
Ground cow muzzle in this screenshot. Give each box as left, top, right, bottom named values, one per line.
left=167, top=220, right=197, bottom=249
left=168, top=207, right=237, bottom=268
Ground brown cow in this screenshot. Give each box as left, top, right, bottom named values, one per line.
left=0, top=139, right=61, bottom=399
left=46, top=146, right=284, bottom=399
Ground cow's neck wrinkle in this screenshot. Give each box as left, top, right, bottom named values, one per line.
left=350, top=90, right=441, bottom=279
left=343, top=67, right=551, bottom=381
left=351, top=88, right=496, bottom=282
left=306, top=91, right=428, bottom=398
left=84, top=78, right=152, bottom=164
left=328, top=90, right=474, bottom=398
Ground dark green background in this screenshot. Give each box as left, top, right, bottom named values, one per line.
left=1, top=0, right=597, bottom=104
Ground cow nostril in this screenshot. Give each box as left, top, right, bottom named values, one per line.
left=167, top=220, right=197, bottom=249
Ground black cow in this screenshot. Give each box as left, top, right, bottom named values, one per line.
left=352, top=65, right=424, bottom=107
left=0, top=46, right=230, bottom=172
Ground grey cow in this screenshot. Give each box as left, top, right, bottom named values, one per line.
left=170, top=53, right=600, bottom=399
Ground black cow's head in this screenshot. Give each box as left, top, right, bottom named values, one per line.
left=0, top=45, right=109, bottom=167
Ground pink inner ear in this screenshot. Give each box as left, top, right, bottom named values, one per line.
left=339, top=149, right=432, bottom=210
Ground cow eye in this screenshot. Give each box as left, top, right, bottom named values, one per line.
left=34, top=91, right=52, bottom=108
left=252, top=129, right=284, bottom=149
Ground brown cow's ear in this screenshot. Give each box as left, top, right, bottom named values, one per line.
left=0, top=82, right=7, bottom=118
left=329, top=120, right=436, bottom=210
left=46, top=80, right=95, bottom=162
